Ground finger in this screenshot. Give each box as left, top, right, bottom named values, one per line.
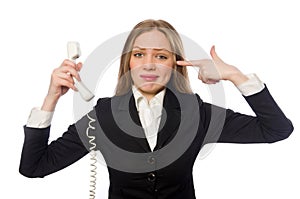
left=60, top=66, right=81, bottom=81
left=201, top=75, right=209, bottom=84
left=210, top=45, right=223, bottom=63
left=198, top=71, right=209, bottom=83
left=52, top=68, right=76, bottom=87
left=206, top=79, right=220, bottom=84
left=199, top=76, right=219, bottom=84
left=76, top=62, right=83, bottom=71
left=177, top=59, right=212, bottom=67
left=176, top=60, right=194, bottom=66
left=60, top=59, right=77, bottom=68
left=57, top=78, right=77, bottom=91
left=56, top=72, right=75, bottom=84
left=198, top=68, right=219, bottom=84
left=198, top=72, right=203, bottom=81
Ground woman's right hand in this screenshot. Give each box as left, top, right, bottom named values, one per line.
left=41, top=59, right=82, bottom=111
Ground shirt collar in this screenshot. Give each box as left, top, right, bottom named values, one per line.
left=132, top=85, right=165, bottom=112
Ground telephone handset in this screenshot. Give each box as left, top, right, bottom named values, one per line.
left=67, top=42, right=97, bottom=198
left=67, top=41, right=95, bottom=101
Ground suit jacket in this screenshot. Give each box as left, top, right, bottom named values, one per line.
left=19, top=86, right=293, bottom=199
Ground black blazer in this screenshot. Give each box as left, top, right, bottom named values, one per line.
left=19, top=86, right=293, bottom=199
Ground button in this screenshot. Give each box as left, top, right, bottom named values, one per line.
left=147, top=156, right=156, bottom=164
left=147, top=173, right=156, bottom=182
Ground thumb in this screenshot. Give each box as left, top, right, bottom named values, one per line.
left=210, top=45, right=223, bottom=63
left=77, top=62, right=83, bottom=71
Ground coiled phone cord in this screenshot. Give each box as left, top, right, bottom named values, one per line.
left=86, top=113, right=97, bottom=199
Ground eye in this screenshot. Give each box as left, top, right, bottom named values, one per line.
left=133, top=52, right=143, bottom=57
left=156, top=55, right=168, bottom=60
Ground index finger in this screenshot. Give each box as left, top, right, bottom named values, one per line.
left=61, top=59, right=77, bottom=68
left=176, top=59, right=212, bottom=67
left=176, top=60, right=194, bottom=66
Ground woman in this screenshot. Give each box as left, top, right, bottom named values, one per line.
left=20, top=19, right=293, bottom=199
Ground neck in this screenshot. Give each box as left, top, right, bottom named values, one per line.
left=143, top=93, right=155, bottom=102
left=137, top=87, right=165, bottom=102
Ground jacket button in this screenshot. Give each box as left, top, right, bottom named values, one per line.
left=147, top=173, right=156, bottom=182
left=148, top=156, right=156, bottom=164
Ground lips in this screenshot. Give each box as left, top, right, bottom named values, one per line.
left=140, top=74, right=159, bottom=81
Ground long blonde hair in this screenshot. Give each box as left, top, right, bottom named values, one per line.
left=115, top=19, right=192, bottom=96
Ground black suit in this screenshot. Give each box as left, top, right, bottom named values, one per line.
left=19, top=86, right=293, bottom=199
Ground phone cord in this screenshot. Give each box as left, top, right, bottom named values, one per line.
left=86, top=113, right=97, bottom=199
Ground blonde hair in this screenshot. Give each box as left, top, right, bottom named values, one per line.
left=115, top=19, right=192, bottom=95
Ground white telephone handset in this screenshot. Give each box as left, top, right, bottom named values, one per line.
left=67, top=41, right=94, bottom=101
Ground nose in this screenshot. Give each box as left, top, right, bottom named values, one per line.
left=143, top=63, right=156, bottom=71
left=143, top=55, right=156, bottom=70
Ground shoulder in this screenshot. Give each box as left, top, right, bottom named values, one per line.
left=165, top=88, right=204, bottom=110
left=94, top=91, right=133, bottom=112
left=94, top=97, right=113, bottom=114
left=95, top=97, right=111, bottom=108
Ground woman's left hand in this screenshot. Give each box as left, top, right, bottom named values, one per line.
left=176, top=46, right=249, bottom=86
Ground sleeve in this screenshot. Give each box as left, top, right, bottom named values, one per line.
left=236, top=73, right=265, bottom=96
left=19, top=122, right=89, bottom=178
left=201, top=86, right=294, bottom=144
left=26, top=107, right=54, bottom=128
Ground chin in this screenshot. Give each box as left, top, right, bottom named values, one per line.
left=138, top=83, right=165, bottom=94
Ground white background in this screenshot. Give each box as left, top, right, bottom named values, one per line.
left=0, top=0, right=299, bottom=198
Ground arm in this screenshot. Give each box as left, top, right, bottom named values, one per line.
left=223, top=86, right=293, bottom=143
left=200, top=86, right=293, bottom=144
left=19, top=124, right=88, bottom=178
left=20, top=60, right=86, bottom=177
left=178, top=46, right=293, bottom=144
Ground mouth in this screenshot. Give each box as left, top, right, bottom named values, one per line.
left=140, top=74, right=159, bottom=82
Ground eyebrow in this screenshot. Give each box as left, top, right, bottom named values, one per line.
left=132, top=46, right=172, bottom=53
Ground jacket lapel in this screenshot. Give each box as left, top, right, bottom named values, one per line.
left=154, top=89, right=181, bottom=151
left=113, top=89, right=182, bottom=153
left=113, top=91, right=151, bottom=152
left=128, top=96, right=152, bottom=152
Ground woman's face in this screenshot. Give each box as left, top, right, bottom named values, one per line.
left=130, top=30, right=175, bottom=99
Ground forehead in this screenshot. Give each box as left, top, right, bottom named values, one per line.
left=133, top=30, right=172, bottom=52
